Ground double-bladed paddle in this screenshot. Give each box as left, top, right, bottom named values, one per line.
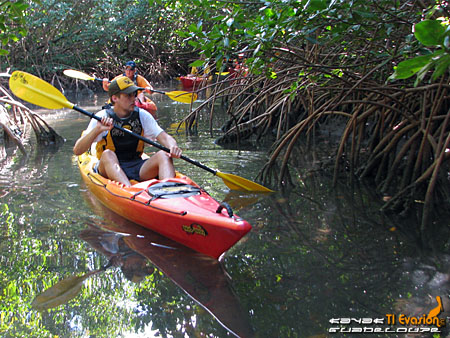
left=9, top=71, right=273, bottom=192
left=63, top=69, right=198, bottom=104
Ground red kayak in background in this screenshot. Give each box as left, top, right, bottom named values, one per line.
left=179, top=75, right=209, bottom=90
left=135, top=97, right=157, bottom=119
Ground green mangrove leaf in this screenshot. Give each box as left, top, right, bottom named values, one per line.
left=389, top=54, right=433, bottom=80
left=189, top=59, right=205, bottom=68
left=414, top=20, right=446, bottom=47
left=264, top=8, right=275, bottom=17
left=431, top=54, right=450, bottom=81
left=176, top=30, right=189, bottom=38
left=188, top=40, right=200, bottom=49
left=305, top=0, right=328, bottom=11
left=188, top=23, right=198, bottom=33
left=414, top=61, right=433, bottom=87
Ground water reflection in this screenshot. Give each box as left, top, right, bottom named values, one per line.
left=80, top=190, right=254, bottom=337
left=231, top=178, right=450, bottom=337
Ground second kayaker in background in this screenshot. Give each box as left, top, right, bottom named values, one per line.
left=102, top=60, right=158, bottom=118
left=73, top=76, right=182, bottom=187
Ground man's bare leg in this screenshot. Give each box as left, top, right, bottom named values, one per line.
left=139, top=151, right=175, bottom=181
left=97, top=150, right=131, bottom=186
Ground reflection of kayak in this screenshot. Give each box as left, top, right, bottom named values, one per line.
left=125, top=232, right=255, bottom=338
left=135, top=98, right=157, bottom=119
left=80, top=193, right=254, bottom=337
left=179, top=75, right=208, bottom=89
left=77, top=152, right=252, bottom=259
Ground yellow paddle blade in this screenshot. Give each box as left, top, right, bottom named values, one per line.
left=9, top=71, right=74, bottom=110
left=215, top=72, right=230, bottom=76
left=216, top=171, right=273, bottom=192
left=63, top=69, right=95, bottom=81
left=31, top=271, right=98, bottom=311
left=165, top=91, right=198, bottom=104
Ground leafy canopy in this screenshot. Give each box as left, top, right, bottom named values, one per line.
left=179, top=0, right=421, bottom=80
left=389, top=18, right=450, bottom=86
left=0, top=0, right=30, bottom=56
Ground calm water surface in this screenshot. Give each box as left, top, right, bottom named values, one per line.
left=1, top=84, right=449, bottom=338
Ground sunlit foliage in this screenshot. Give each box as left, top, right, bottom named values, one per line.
left=2, top=0, right=199, bottom=80
left=0, top=0, right=29, bottom=56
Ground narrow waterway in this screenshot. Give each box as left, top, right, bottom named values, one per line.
left=1, top=82, right=449, bottom=337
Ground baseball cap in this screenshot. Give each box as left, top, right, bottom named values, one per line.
left=108, top=76, right=143, bottom=97
left=125, top=60, right=136, bottom=69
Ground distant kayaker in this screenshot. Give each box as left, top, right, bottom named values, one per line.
left=73, top=76, right=182, bottom=187
left=102, top=60, right=157, bottom=118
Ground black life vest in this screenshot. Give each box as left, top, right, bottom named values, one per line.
left=95, top=108, right=145, bottom=161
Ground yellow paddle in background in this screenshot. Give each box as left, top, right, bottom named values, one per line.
left=9, top=71, right=273, bottom=192
left=63, top=69, right=198, bottom=104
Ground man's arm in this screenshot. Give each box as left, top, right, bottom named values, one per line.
left=156, top=131, right=182, bottom=158
left=137, top=75, right=154, bottom=94
left=73, top=116, right=114, bottom=155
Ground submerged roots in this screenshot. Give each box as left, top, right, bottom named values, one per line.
left=0, top=79, right=64, bottom=158
left=185, top=48, right=450, bottom=230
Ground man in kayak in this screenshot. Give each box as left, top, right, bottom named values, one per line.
left=73, top=76, right=182, bottom=186
left=102, top=60, right=157, bottom=118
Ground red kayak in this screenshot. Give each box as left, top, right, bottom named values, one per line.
left=179, top=75, right=208, bottom=89
left=135, top=98, right=157, bottom=119
left=77, top=152, right=252, bottom=259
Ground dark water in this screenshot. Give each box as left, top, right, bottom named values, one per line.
left=1, top=84, right=449, bottom=338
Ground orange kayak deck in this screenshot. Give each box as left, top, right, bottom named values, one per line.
left=77, top=152, right=252, bottom=259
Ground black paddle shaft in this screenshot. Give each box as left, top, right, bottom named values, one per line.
left=74, top=106, right=217, bottom=176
